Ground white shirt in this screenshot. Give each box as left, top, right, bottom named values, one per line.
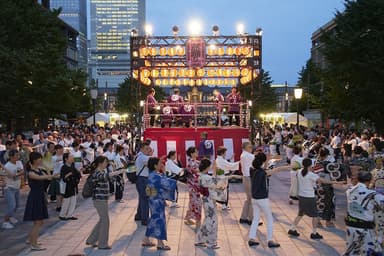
left=4, top=161, right=24, bottom=189
left=70, top=149, right=83, bottom=171
left=297, top=169, right=319, bottom=197
left=165, top=159, right=183, bottom=175
left=358, top=140, right=370, bottom=152
left=240, top=151, right=254, bottom=177
left=290, top=155, right=303, bottom=170
left=330, top=135, right=341, bottom=149
left=103, top=151, right=115, bottom=161
left=215, top=155, right=239, bottom=175
left=114, top=154, right=126, bottom=169
left=52, top=154, right=63, bottom=175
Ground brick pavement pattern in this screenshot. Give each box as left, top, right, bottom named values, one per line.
left=0, top=171, right=347, bottom=256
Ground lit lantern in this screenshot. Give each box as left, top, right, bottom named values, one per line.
left=179, top=68, right=186, bottom=77
left=169, top=69, right=177, bottom=77
left=253, top=69, right=259, bottom=78
left=217, top=79, right=223, bottom=85
left=151, top=69, right=159, bottom=78
left=162, top=79, right=168, bottom=86
left=142, top=69, right=150, bottom=77
left=159, top=47, right=167, bottom=56
left=242, top=47, right=250, bottom=55
left=217, top=68, right=223, bottom=76
left=254, top=50, right=260, bottom=56
left=133, top=51, right=138, bottom=57
left=223, top=69, right=231, bottom=77
left=197, top=68, right=205, bottom=77
left=169, top=79, right=175, bottom=85
left=217, top=47, right=225, bottom=56
left=168, top=47, right=176, bottom=56
left=150, top=47, right=157, bottom=56
left=235, top=47, right=242, bottom=56
left=208, top=79, right=214, bottom=85
left=203, top=78, right=208, bottom=85
left=155, top=79, right=161, bottom=86
left=196, top=79, right=202, bottom=86
left=207, top=68, right=216, bottom=77
left=161, top=62, right=168, bottom=67
left=187, top=69, right=196, bottom=78
left=241, top=68, right=249, bottom=77
left=224, top=78, right=228, bottom=85
left=175, top=79, right=181, bottom=86
left=226, top=46, right=234, bottom=55
left=183, top=79, right=188, bottom=85
left=240, top=77, right=247, bottom=85
left=133, top=70, right=139, bottom=79
left=232, top=68, right=241, bottom=77
left=189, top=79, right=195, bottom=86
left=161, top=69, right=169, bottom=77
left=231, top=79, right=237, bottom=86
left=145, top=60, right=151, bottom=67
left=240, top=59, right=247, bottom=66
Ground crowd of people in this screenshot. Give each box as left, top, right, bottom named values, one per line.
left=0, top=122, right=383, bottom=255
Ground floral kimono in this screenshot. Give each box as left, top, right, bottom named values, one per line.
left=372, top=166, right=384, bottom=246
left=196, top=173, right=227, bottom=247
left=145, top=171, right=177, bottom=240
left=185, top=158, right=202, bottom=222
left=314, top=160, right=335, bottom=221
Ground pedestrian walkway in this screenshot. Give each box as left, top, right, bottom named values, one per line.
left=12, top=171, right=347, bottom=256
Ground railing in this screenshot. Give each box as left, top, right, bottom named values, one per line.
left=142, top=102, right=251, bottom=129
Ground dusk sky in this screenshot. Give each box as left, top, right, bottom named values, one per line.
left=147, top=0, right=345, bottom=85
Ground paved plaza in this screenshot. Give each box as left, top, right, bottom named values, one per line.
left=0, top=170, right=347, bottom=256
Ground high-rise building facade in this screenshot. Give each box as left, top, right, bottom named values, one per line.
left=89, top=0, right=145, bottom=88
left=50, top=0, right=88, bottom=70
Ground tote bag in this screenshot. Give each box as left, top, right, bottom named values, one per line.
left=59, top=179, right=66, bottom=195
left=289, top=172, right=299, bottom=199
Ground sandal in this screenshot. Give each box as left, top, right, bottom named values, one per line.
left=194, top=242, right=206, bottom=247
left=142, top=241, right=156, bottom=247
left=157, top=245, right=171, bottom=250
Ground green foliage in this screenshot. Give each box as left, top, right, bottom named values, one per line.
left=0, top=0, right=89, bottom=129
left=115, top=77, right=165, bottom=114
left=320, top=0, right=384, bottom=129
left=239, top=70, right=277, bottom=116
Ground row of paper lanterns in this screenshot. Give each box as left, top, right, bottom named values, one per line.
left=139, top=76, right=254, bottom=87
left=143, top=60, right=249, bottom=67
left=134, top=68, right=257, bottom=79
left=135, top=46, right=260, bottom=58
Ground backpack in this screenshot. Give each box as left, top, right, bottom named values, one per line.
left=82, top=173, right=96, bottom=199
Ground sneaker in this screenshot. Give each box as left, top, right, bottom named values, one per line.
left=310, top=232, right=323, bottom=240
left=239, top=218, right=248, bottom=224
left=248, top=240, right=260, bottom=247
left=30, top=245, right=46, bottom=251
left=268, top=241, right=281, bottom=248
left=9, top=217, right=18, bottom=225
left=2, top=222, right=14, bottom=229
left=59, top=217, right=68, bottom=221
left=288, top=229, right=300, bottom=237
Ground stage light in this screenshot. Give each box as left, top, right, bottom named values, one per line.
left=130, top=29, right=138, bottom=37
left=172, top=25, right=179, bottom=36
left=236, top=23, right=245, bottom=35
left=248, top=100, right=253, bottom=107
left=188, top=19, right=203, bottom=36
left=145, top=23, right=153, bottom=36
left=256, top=28, right=263, bottom=36
left=212, top=25, right=219, bottom=36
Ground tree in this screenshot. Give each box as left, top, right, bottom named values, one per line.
left=320, top=0, right=384, bottom=129
left=0, top=0, right=89, bottom=129
left=239, top=70, right=277, bottom=117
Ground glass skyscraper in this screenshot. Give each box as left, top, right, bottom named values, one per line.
left=50, top=0, right=88, bottom=70
left=89, top=0, right=145, bottom=88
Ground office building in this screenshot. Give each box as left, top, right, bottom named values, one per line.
left=311, top=19, right=337, bottom=69
left=50, top=0, right=88, bottom=70
left=89, top=0, right=146, bottom=88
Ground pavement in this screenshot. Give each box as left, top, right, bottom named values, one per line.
left=0, top=170, right=348, bottom=256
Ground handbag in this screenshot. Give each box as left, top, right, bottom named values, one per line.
left=59, top=179, right=66, bottom=195
left=289, top=172, right=299, bottom=199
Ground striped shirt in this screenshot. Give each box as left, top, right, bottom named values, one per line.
left=92, top=170, right=110, bottom=200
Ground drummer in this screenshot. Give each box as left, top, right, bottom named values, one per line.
left=167, top=88, right=184, bottom=121
left=179, top=99, right=195, bottom=128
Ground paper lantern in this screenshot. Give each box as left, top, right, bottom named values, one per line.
left=179, top=68, right=187, bottom=77
left=169, top=79, right=175, bottom=85
left=208, top=79, right=214, bottom=85
left=183, top=79, right=188, bottom=85
left=231, top=79, right=237, bottom=86
left=235, top=47, right=242, bottom=56
left=217, top=79, right=223, bottom=85
left=169, top=69, right=177, bottom=77
left=240, top=77, right=247, bottom=85
left=133, top=70, right=139, bottom=79
left=142, top=69, right=150, bottom=78
left=151, top=69, right=159, bottom=78
left=162, top=79, right=168, bottom=86
left=207, top=68, right=216, bottom=77
left=197, top=68, right=205, bottom=77
left=140, top=47, right=148, bottom=57
left=196, top=79, right=202, bottom=86
left=226, top=46, right=234, bottom=55
left=217, top=68, right=223, bottom=77
left=241, top=68, right=249, bottom=77
left=232, top=68, right=241, bottom=77
left=155, top=79, right=161, bottom=86
left=240, top=59, right=247, bottom=66
left=242, top=47, right=250, bottom=55
left=175, top=79, right=181, bottom=86
left=203, top=78, right=208, bottom=85
left=176, top=46, right=185, bottom=56
left=132, top=51, right=138, bottom=57
left=159, top=47, right=167, bottom=56
left=217, top=47, right=225, bottom=56
left=189, top=79, right=195, bottom=86
left=168, top=47, right=176, bottom=56
left=253, top=70, right=259, bottom=78
left=223, top=69, right=231, bottom=77
left=161, top=69, right=169, bottom=77
left=254, top=50, right=260, bottom=56
left=144, top=60, right=151, bottom=67
left=187, top=69, right=196, bottom=78
left=150, top=47, right=157, bottom=56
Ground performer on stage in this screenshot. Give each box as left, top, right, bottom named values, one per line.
left=226, top=87, right=242, bottom=126
left=167, top=88, right=184, bottom=123
left=160, top=101, right=173, bottom=128
left=146, top=88, right=158, bottom=127
left=213, top=89, right=224, bottom=126
left=179, top=100, right=195, bottom=128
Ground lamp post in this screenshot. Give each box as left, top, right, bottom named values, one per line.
left=104, top=92, right=108, bottom=113
left=90, top=89, right=98, bottom=126
left=294, top=88, right=303, bottom=127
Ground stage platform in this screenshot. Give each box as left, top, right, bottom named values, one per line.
left=144, top=127, right=250, bottom=165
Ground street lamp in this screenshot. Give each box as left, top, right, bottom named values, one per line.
left=104, top=92, right=108, bottom=113
left=90, top=89, right=98, bottom=126
left=294, top=88, right=303, bottom=126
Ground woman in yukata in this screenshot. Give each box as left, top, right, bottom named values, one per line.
left=142, top=157, right=177, bottom=251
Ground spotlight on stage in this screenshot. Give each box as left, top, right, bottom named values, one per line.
left=188, top=19, right=203, bottom=36
left=256, top=28, right=263, bottom=36
left=130, top=29, right=138, bottom=37
left=236, top=23, right=245, bottom=35
left=145, top=24, right=153, bottom=36
left=212, top=25, right=219, bottom=36
left=172, top=25, right=179, bottom=36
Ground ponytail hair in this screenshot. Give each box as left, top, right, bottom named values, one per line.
left=84, top=155, right=108, bottom=174
left=301, top=158, right=312, bottom=177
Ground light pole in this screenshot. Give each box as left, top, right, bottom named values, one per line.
left=104, top=92, right=108, bottom=113
left=90, top=89, right=98, bottom=126
left=294, top=88, right=303, bottom=127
